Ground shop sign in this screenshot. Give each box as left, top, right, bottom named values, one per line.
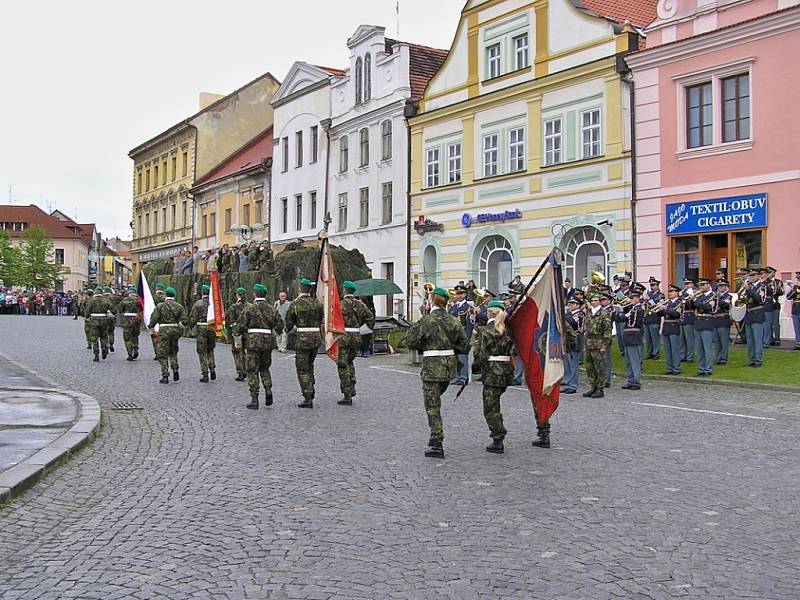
left=414, top=217, right=444, bottom=235
left=138, top=246, right=183, bottom=262
left=461, top=209, right=523, bottom=228
left=665, top=193, right=767, bottom=236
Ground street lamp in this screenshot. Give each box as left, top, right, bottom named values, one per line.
left=230, top=223, right=266, bottom=241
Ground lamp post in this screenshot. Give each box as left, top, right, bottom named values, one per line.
left=229, top=223, right=266, bottom=242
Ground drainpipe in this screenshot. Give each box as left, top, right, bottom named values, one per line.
left=321, top=118, right=333, bottom=231
left=189, top=123, right=198, bottom=250
left=404, top=100, right=417, bottom=320
left=618, top=57, right=638, bottom=279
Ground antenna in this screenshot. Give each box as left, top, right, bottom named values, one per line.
left=7, top=185, right=11, bottom=203
left=396, top=1, right=400, bottom=37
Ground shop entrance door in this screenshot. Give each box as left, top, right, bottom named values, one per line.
left=702, top=234, right=728, bottom=279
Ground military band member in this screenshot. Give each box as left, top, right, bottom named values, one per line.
left=643, top=278, right=663, bottom=360
left=337, top=281, right=375, bottom=406
left=614, top=289, right=644, bottom=390
left=713, top=279, right=732, bottom=365
left=582, top=294, right=612, bottom=398
left=85, top=288, right=110, bottom=362
left=612, top=277, right=630, bottom=356
left=284, top=278, right=323, bottom=408
left=661, top=285, right=683, bottom=375
left=147, top=286, right=185, bottom=384
left=742, top=272, right=767, bottom=367
left=561, top=297, right=583, bottom=394
left=788, top=272, right=800, bottom=350
left=599, top=292, right=615, bottom=387
left=403, top=287, right=470, bottom=458
left=120, top=286, right=141, bottom=361
left=693, top=278, right=716, bottom=377
left=680, top=278, right=697, bottom=362
left=764, top=266, right=783, bottom=346
left=187, top=284, right=217, bottom=383
left=151, top=283, right=167, bottom=360
left=227, top=287, right=249, bottom=381
left=448, top=284, right=473, bottom=386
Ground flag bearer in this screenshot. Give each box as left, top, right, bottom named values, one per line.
left=337, top=281, right=375, bottom=406
left=187, top=284, right=217, bottom=383
left=284, top=278, right=324, bottom=408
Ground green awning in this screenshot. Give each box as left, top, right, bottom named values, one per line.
left=352, top=278, right=402, bottom=296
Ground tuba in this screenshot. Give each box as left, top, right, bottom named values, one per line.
left=591, top=271, right=606, bottom=287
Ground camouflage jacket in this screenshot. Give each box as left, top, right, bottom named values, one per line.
left=284, top=294, right=323, bottom=350
left=186, top=297, right=209, bottom=330
left=472, top=321, right=515, bottom=387
left=341, top=295, right=375, bottom=335
left=119, top=296, right=141, bottom=322
left=107, top=294, right=121, bottom=316
left=235, top=299, right=284, bottom=351
left=226, top=299, right=247, bottom=334
left=404, top=308, right=470, bottom=382
left=154, top=290, right=166, bottom=305
left=148, top=299, right=186, bottom=331
left=84, top=296, right=109, bottom=319
left=583, top=307, right=612, bottom=350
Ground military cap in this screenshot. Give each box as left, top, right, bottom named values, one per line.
left=718, top=279, right=730, bottom=286
left=299, top=277, right=315, bottom=287
left=612, top=274, right=620, bottom=281
left=564, top=278, right=572, bottom=283
left=86, top=289, right=94, bottom=295
left=453, top=284, right=467, bottom=293
left=566, top=297, right=580, bottom=305
left=627, top=289, right=642, bottom=298
left=486, top=300, right=505, bottom=309
left=165, top=287, right=176, bottom=297
left=128, top=285, right=136, bottom=292
left=668, top=284, right=681, bottom=292
left=648, top=276, right=658, bottom=282
left=588, top=293, right=602, bottom=301
left=201, top=284, right=210, bottom=294
left=500, top=292, right=510, bottom=300
left=698, top=277, right=712, bottom=284
left=155, top=282, right=166, bottom=290
left=795, top=271, right=800, bottom=277
left=342, top=281, right=357, bottom=291
left=649, top=278, right=660, bottom=285
left=484, top=289, right=497, bottom=298
left=748, top=268, right=759, bottom=274
left=94, top=287, right=103, bottom=294
left=432, top=287, right=450, bottom=299
left=766, top=266, right=776, bottom=273
left=601, top=292, right=613, bottom=300
left=683, top=277, right=696, bottom=284
left=253, top=283, right=268, bottom=294
left=236, top=287, right=247, bottom=294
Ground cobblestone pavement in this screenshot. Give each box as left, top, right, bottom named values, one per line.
left=0, top=316, right=799, bottom=599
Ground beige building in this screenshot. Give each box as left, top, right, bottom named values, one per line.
left=129, top=72, right=280, bottom=272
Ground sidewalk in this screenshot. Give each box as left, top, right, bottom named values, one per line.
left=0, top=353, right=101, bottom=503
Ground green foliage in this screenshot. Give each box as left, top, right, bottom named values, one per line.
left=0, top=229, right=22, bottom=287
left=17, top=225, right=68, bottom=289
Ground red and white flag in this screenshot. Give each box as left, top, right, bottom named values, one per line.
left=317, top=235, right=345, bottom=362
left=206, top=270, right=225, bottom=337
left=137, top=270, right=157, bottom=333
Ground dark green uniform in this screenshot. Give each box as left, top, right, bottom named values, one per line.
left=404, top=307, right=470, bottom=447
left=82, top=293, right=93, bottom=349
left=85, top=294, right=110, bottom=359
left=119, top=295, right=141, bottom=359
left=148, top=298, right=186, bottom=380
left=106, top=292, right=121, bottom=351
left=226, top=298, right=248, bottom=379
left=235, top=299, right=284, bottom=405
left=187, top=296, right=216, bottom=379
left=338, top=295, right=375, bottom=401
left=283, top=293, right=323, bottom=403
left=472, top=320, right=515, bottom=443
left=584, top=307, right=613, bottom=392
left=151, top=289, right=166, bottom=359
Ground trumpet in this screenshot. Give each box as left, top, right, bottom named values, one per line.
left=734, top=279, right=751, bottom=307
left=646, top=299, right=671, bottom=315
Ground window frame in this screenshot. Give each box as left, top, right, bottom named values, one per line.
left=364, top=54, right=372, bottom=102
left=508, top=127, right=526, bottom=172
left=686, top=82, right=713, bottom=149
left=513, top=33, right=529, bottom=71
left=310, top=125, right=319, bottom=163
left=486, top=43, right=501, bottom=79
left=295, top=131, right=303, bottom=168
left=381, top=182, right=393, bottom=225
left=425, top=148, right=440, bottom=188
left=337, top=193, right=348, bottom=232
left=580, top=108, right=602, bottom=159
left=309, top=191, right=317, bottom=230
left=355, top=57, right=363, bottom=105
left=295, top=194, right=303, bottom=231
left=224, top=208, right=232, bottom=232
left=281, top=198, right=288, bottom=234
left=359, top=127, right=369, bottom=168
left=381, top=120, right=392, bottom=160
left=339, top=135, right=349, bottom=173
left=447, top=142, right=462, bottom=184
left=482, top=133, right=499, bottom=177
left=543, top=117, right=563, bottom=166
left=722, top=73, right=750, bottom=143
left=281, top=137, right=289, bottom=172
left=359, top=187, right=369, bottom=228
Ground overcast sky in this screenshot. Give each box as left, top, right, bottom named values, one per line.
left=0, top=0, right=463, bottom=239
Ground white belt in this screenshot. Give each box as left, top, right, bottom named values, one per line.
left=196, top=323, right=209, bottom=327
left=160, top=323, right=178, bottom=327
left=488, top=355, right=512, bottom=362
left=123, top=313, right=138, bottom=317
left=90, top=313, right=106, bottom=317
left=297, top=327, right=319, bottom=332
left=345, top=327, right=361, bottom=333
left=248, top=328, right=272, bottom=334
left=423, top=349, right=455, bottom=357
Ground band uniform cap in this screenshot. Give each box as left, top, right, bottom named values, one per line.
left=648, top=276, right=657, bottom=282
left=683, top=277, right=696, bottom=284
left=627, top=289, right=642, bottom=297
left=165, top=287, right=176, bottom=297
left=795, top=271, right=800, bottom=277
left=155, top=283, right=166, bottom=290
left=500, top=292, right=510, bottom=300
left=236, top=287, right=247, bottom=294
left=649, top=278, right=661, bottom=285
left=564, top=278, right=571, bottom=283
left=453, top=284, right=467, bottom=292
left=566, top=297, right=580, bottom=305
left=601, top=292, right=613, bottom=300
left=253, top=283, right=268, bottom=294
left=718, top=279, right=730, bottom=285
left=432, top=287, right=450, bottom=299
left=342, top=281, right=357, bottom=291
left=698, top=277, right=712, bottom=284
left=486, top=300, right=505, bottom=309
left=484, top=289, right=497, bottom=298
left=766, top=266, right=777, bottom=273
left=299, top=277, right=315, bottom=287
left=201, top=284, right=210, bottom=294
left=668, top=284, right=681, bottom=292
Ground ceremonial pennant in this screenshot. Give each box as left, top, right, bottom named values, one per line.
left=137, top=270, right=158, bottom=333
left=317, top=235, right=345, bottom=362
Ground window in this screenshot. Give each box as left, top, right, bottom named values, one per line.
left=508, top=128, right=525, bottom=172
left=161, top=207, right=166, bottom=232
left=309, top=191, right=317, bottom=229
left=281, top=198, right=288, bottom=233
left=281, top=137, right=289, bottom=172
left=687, top=82, right=712, bottom=149
left=209, top=212, right=216, bottom=236
left=171, top=156, right=177, bottom=181
left=483, top=134, right=499, bottom=177
left=137, top=215, right=142, bottom=237
left=171, top=205, right=176, bottom=230
left=310, top=125, right=319, bottom=163
left=145, top=169, right=150, bottom=191
left=153, top=165, right=158, bottom=188
left=145, top=214, right=150, bottom=236
left=153, top=210, right=158, bottom=234
left=426, top=148, right=440, bottom=187
left=201, top=215, right=207, bottom=237
left=722, top=73, right=750, bottom=143
left=359, top=187, right=369, bottom=228
left=242, top=203, right=250, bottom=226
left=137, top=171, right=142, bottom=194
left=673, top=236, right=699, bottom=283
left=359, top=128, right=369, bottom=167
left=487, top=44, right=501, bottom=79
left=514, top=34, right=529, bottom=70
left=162, top=160, right=167, bottom=185
left=447, top=142, right=462, bottom=184
left=544, top=118, right=562, bottom=166
left=182, top=151, right=188, bottom=176
left=295, top=194, right=303, bottom=231
left=55, top=249, right=65, bottom=265
left=337, top=193, right=348, bottom=232
left=255, top=199, right=263, bottom=224
left=580, top=109, right=601, bottom=158
left=339, top=136, right=349, bottom=172
left=224, top=208, right=232, bottom=232
left=355, top=57, right=363, bottom=104
left=381, top=182, right=392, bottom=225
left=182, top=201, right=187, bottom=227
left=364, top=54, right=371, bottom=101
left=295, top=131, right=303, bottom=168
left=381, top=120, right=392, bottom=160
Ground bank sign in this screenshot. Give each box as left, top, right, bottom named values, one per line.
left=461, top=209, right=522, bottom=228
left=665, top=193, right=767, bottom=236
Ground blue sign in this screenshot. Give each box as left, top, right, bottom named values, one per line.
left=665, top=193, right=767, bottom=236
left=461, top=209, right=523, bottom=228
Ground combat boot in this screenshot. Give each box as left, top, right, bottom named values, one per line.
left=485, top=439, right=505, bottom=454
left=126, top=355, right=134, bottom=361
left=297, top=397, right=313, bottom=408
left=133, top=350, right=138, bottom=359
left=246, top=396, right=259, bottom=410
left=159, top=375, right=169, bottom=384
left=264, top=392, right=273, bottom=407
left=199, top=374, right=209, bottom=383
left=589, top=388, right=604, bottom=398
left=337, top=395, right=353, bottom=406
left=93, top=353, right=99, bottom=362
left=210, top=369, right=216, bottom=381
left=87, top=343, right=92, bottom=350
left=235, top=373, right=246, bottom=382
left=532, top=430, right=551, bottom=449
left=425, top=442, right=444, bottom=458
left=101, top=349, right=108, bottom=360
left=109, top=345, right=114, bottom=353
left=173, top=370, right=179, bottom=382
left=582, top=387, right=597, bottom=397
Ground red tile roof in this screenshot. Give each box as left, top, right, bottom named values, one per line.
left=385, top=39, right=449, bottom=101
left=580, top=0, right=659, bottom=28
left=192, top=127, right=274, bottom=189
left=315, top=65, right=347, bottom=77
left=0, top=204, right=87, bottom=240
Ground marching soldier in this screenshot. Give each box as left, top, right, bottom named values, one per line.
left=227, top=287, right=249, bottom=381
left=661, top=285, right=683, bottom=375
left=614, top=289, right=645, bottom=390
left=105, top=287, right=120, bottom=353
left=82, top=289, right=93, bottom=350
left=560, top=297, right=583, bottom=395
left=85, top=288, right=110, bottom=362
left=693, top=278, right=716, bottom=376
left=448, top=284, right=473, bottom=386
left=186, top=284, right=217, bottom=383
left=643, top=277, right=663, bottom=360
left=404, top=287, right=469, bottom=458
left=147, top=286, right=185, bottom=384
left=742, top=270, right=767, bottom=367
left=151, top=283, right=167, bottom=360
left=713, top=279, right=732, bottom=365
left=235, top=283, right=284, bottom=409
left=120, top=286, right=142, bottom=361
left=582, top=294, right=612, bottom=398
left=337, top=281, right=375, bottom=406
left=788, top=272, right=800, bottom=350
left=680, top=278, right=697, bottom=362
left=284, top=277, right=323, bottom=408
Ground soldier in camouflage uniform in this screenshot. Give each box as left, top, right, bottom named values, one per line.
left=147, top=286, right=186, bottom=384
left=337, top=281, right=375, bottom=406
left=120, top=286, right=142, bottom=361
left=471, top=300, right=515, bottom=454
left=82, top=290, right=93, bottom=349
left=187, top=284, right=217, bottom=382
left=226, top=287, right=249, bottom=381
left=403, top=287, right=470, bottom=458
left=284, top=278, right=324, bottom=408
left=105, top=287, right=121, bottom=352
left=582, top=293, right=613, bottom=400
left=85, top=288, right=110, bottom=362
left=151, top=283, right=166, bottom=360
left=235, top=283, right=284, bottom=409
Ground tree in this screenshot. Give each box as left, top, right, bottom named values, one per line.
left=0, top=229, right=22, bottom=287
left=18, top=225, right=68, bottom=289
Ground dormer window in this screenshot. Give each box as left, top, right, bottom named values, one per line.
left=364, top=54, right=371, bottom=102
left=355, top=57, right=363, bottom=105
left=13, top=222, right=25, bottom=232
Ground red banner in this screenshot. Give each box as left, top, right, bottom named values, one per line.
left=317, top=236, right=345, bottom=361
left=208, top=270, right=225, bottom=337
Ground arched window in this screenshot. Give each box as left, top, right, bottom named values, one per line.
left=355, top=57, right=363, bottom=105
left=563, top=226, right=609, bottom=285
left=478, top=236, right=514, bottom=293
left=422, top=245, right=439, bottom=285
left=364, top=54, right=371, bottom=101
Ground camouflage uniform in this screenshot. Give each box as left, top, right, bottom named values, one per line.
left=148, top=298, right=186, bottom=380
left=119, top=294, right=141, bottom=359
left=283, top=293, right=323, bottom=403
left=106, top=292, right=121, bottom=351
left=403, top=307, right=470, bottom=446
left=583, top=307, right=613, bottom=392
left=235, top=299, right=284, bottom=404
left=226, top=297, right=248, bottom=379
left=151, top=289, right=166, bottom=359
left=472, top=321, right=515, bottom=442
left=82, top=293, right=93, bottom=349
left=84, top=294, right=110, bottom=359
left=338, top=295, right=375, bottom=401
left=187, top=296, right=216, bottom=378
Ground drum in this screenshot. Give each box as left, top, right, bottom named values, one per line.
left=730, top=302, right=747, bottom=323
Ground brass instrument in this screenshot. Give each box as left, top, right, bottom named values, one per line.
left=734, top=279, right=751, bottom=307
left=646, top=299, right=671, bottom=315
left=591, top=271, right=605, bottom=286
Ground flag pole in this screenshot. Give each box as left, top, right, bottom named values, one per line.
left=508, top=249, right=554, bottom=320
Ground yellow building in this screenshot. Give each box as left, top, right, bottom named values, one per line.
left=129, top=72, right=280, bottom=273
left=409, top=0, right=655, bottom=316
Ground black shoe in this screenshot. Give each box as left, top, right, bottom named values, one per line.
left=629, top=384, right=641, bottom=390
left=246, top=398, right=258, bottom=410
left=512, top=379, right=523, bottom=386
left=199, top=375, right=209, bottom=383
left=297, top=399, right=313, bottom=408
left=101, top=350, right=108, bottom=360
left=621, top=384, right=633, bottom=389
left=582, top=388, right=597, bottom=397
left=589, top=389, right=604, bottom=398
left=126, top=356, right=134, bottom=361
left=264, top=393, right=273, bottom=407
left=159, top=376, right=169, bottom=384
left=153, top=356, right=159, bottom=361
left=485, top=439, right=504, bottom=454
left=235, top=374, right=246, bottom=382
left=93, top=354, right=99, bottom=362
left=425, top=444, right=444, bottom=458
left=86, top=344, right=92, bottom=350
left=561, top=388, right=576, bottom=394
left=532, top=434, right=551, bottom=449
left=173, top=371, right=179, bottom=382
left=337, top=396, right=353, bottom=405
left=771, top=341, right=781, bottom=346
left=210, top=369, right=216, bottom=381
left=109, top=346, right=114, bottom=353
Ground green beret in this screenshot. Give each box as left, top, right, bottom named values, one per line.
left=128, top=286, right=136, bottom=292
left=165, top=287, right=176, bottom=297
left=343, top=281, right=357, bottom=291
left=201, top=284, right=210, bottom=294
left=155, top=283, right=165, bottom=290
left=94, top=288, right=103, bottom=294
left=588, top=293, right=601, bottom=301
left=486, top=300, right=505, bottom=309
left=253, top=283, right=268, bottom=294
left=300, top=277, right=315, bottom=287
left=236, top=287, right=247, bottom=294
left=86, top=289, right=94, bottom=296
left=433, top=287, right=449, bottom=299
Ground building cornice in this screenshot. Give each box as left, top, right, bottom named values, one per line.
left=272, top=78, right=331, bottom=109
left=330, top=98, right=408, bottom=133
left=129, top=122, right=193, bottom=160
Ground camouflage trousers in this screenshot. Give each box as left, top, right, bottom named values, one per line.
left=122, top=320, right=140, bottom=357
left=247, top=348, right=272, bottom=399
left=422, top=380, right=449, bottom=444
left=294, top=348, right=317, bottom=400
left=482, top=385, right=507, bottom=442
left=156, top=331, right=180, bottom=377
left=87, top=317, right=108, bottom=355
left=336, top=335, right=359, bottom=397
left=151, top=333, right=160, bottom=358
left=106, top=317, right=116, bottom=349
left=584, top=346, right=606, bottom=391
left=195, top=326, right=216, bottom=375
left=84, top=320, right=92, bottom=346
left=231, top=341, right=247, bottom=376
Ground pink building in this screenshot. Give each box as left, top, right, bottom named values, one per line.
left=628, top=0, right=800, bottom=321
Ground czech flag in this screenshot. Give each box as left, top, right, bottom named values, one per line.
left=137, top=271, right=157, bottom=333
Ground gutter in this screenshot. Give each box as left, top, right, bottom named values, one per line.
left=403, top=100, right=417, bottom=320
left=617, top=55, right=638, bottom=278
left=322, top=118, right=332, bottom=227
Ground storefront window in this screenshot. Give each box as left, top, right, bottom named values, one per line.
left=734, top=230, right=762, bottom=270
left=673, top=236, right=699, bottom=283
